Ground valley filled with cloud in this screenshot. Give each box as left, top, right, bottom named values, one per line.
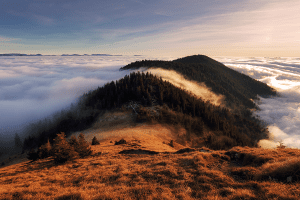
left=216, top=57, right=300, bottom=148
left=0, top=55, right=299, bottom=149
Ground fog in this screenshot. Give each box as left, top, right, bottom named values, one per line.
left=139, top=68, right=224, bottom=106
left=1, top=55, right=299, bottom=150
left=0, top=55, right=173, bottom=146
left=216, top=57, right=300, bottom=149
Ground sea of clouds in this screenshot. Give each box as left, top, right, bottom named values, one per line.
left=215, top=57, right=300, bottom=149
left=1, top=55, right=299, bottom=149
left=0, top=55, right=173, bottom=146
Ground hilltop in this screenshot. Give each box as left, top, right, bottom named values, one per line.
left=121, top=55, right=277, bottom=110
left=2, top=55, right=298, bottom=200
left=0, top=55, right=277, bottom=156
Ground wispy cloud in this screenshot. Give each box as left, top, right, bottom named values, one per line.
left=31, top=14, right=56, bottom=26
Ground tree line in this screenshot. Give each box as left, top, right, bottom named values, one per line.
left=120, top=55, right=277, bottom=112
left=21, top=71, right=270, bottom=152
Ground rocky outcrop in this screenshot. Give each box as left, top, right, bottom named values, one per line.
left=119, top=149, right=159, bottom=155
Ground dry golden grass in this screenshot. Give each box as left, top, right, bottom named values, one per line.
left=1, top=111, right=300, bottom=200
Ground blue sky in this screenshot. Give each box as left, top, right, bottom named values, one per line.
left=1, top=0, right=300, bottom=57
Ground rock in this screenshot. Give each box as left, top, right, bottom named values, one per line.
left=287, top=176, right=292, bottom=183
left=119, top=149, right=159, bottom=155
left=174, top=148, right=196, bottom=154
left=115, top=139, right=126, bottom=145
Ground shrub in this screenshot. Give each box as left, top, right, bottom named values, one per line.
left=115, top=138, right=126, bottom=145
left=69, top=135, right=79, bottom=149
left=77, top=133, right=92, bottom=158
left=37, top=139, right=52, bottom=159
left=27, top=148, right=39, bottom=161
left=169, top=140, right=174, bottom=147
left=92, top=136, right=100, bottom=145
left=52, top=132, right=78, bottom=164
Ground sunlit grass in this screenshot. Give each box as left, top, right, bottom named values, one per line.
left=1, top=138, right=300, bottom=200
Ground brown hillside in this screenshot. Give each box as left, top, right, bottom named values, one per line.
left=1, top=110, right=300, bottom=200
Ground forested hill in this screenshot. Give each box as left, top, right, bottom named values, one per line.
left=120, top=55, right=277, bottom=111
left=19, top=55, right=275, bottom=154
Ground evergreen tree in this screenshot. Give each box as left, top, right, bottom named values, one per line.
left=68, top=135, right=79, bottom=149
left=52, top=132, right=78, bottom=163
left=27, top=148, right=39, bottom=161
left=92, top=136, right=100, bottom=145
left=37, top=139, right=52, bottom=159
left=77, top=133, right=92, bottom=158
left=14, top=133, right=23, bottom=150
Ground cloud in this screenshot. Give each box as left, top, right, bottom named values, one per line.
left=136, top=67, right=224, bottom=106
left=0, top=55, right=171, bottom=143
left=31, top=14, right=56, bottom=26
left=216, top=57, right=300, bottom=148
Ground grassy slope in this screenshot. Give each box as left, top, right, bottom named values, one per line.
left=0, top=136, right=299, bottom=200
left=1, top=110, right=300, bottom=200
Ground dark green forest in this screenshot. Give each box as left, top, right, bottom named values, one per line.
left=21, top=66, right=272, bottom=152
left=120, top=55, right=277, bottom=111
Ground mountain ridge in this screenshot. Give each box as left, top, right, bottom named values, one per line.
left=120, top=54, right=277, bottom=111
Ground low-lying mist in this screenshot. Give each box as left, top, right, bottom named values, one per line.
left=216, top=57, right=300, bottom=148
left=0, top=55, right=172, bottom=148
left=2, top=55, right=299, bottom=150
left=139, top=67, right=224, bottom=106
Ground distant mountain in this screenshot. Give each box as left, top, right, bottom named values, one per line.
left=120, top=55, right=277, bottom=111
left=60, top=54, right=122, bottom=56
left=0, top=53, right=42, bottom=56
left=0, top=53, right=123, bottom=56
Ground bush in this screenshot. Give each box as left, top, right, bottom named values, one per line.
left=37, top=139, right=52, bottom=159
left=52, top=132, right=78, bottom=164
left=69, top=135, right=79, bottom=149
left=169, top=140, right=174, bottom=147
left=92, top=136, right=100, bottom=145
left=77, top=133, right=92, bottom=158
left=115, top=138, right=126, bottom=145
left=27, top=148, right=39, bottom=161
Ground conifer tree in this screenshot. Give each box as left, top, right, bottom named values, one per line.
left=92, top=136, right=100, bottom=145
left=37, top=139, right=52, bottom=159
left=14, top=133, right=23, bottom=151
left=77, top=133, right=92, bottom=158
left=52, top=132, right=78, bottom=163
left=27, top=148, right=39, bottom=161
left=69, top=135, right=79, bottom=149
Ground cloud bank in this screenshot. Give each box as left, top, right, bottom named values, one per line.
left=0, top=55, right=170, bottom=144
left=137, top=68, right=224, bottom=106
left=2, top=55, right=299, bottom=150
left=216, top=57, right=300, bottom=148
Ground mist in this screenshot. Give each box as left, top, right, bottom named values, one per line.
left=0, top=55, right=172, bottom=147
left=138, top=67, right=224, bottom=106
left=216, top=57, right=300, bottom=149
left=1, top=55, right=299, bottom=150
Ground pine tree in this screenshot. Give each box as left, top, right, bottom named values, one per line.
left=52, top=132, right=78, bottom=163
left=27, top=148, right=39, bottom=161
left=77, top=133, right=92, bottom=158
left=69, top=135, right=79, bottom=149
left=14, top=133, right=23, bottom=151
left=37, top=139, right=52, bottom=159
left=92, top=136, right=100, bottom=145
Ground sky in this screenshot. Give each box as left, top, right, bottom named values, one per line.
left=1, top=0, right=300, bottom=57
